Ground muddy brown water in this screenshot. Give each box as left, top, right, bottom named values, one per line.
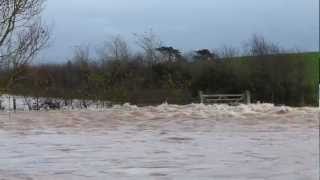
left=0, top=104, right=318, bottom=179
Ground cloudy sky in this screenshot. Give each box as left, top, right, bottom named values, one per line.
left=41, top=0, right=319, bottom=62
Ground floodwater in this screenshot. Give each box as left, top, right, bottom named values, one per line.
left=0, top=104, right=318, bottom=179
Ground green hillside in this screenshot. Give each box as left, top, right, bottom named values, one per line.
left=300, top=52, right=319, bottom=105
left=222, top=52, right=319, bottom=106
left=232, top=52, right=319, bottom=83
left=302, top=52, right=319, bottom=80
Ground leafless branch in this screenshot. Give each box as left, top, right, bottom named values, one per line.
left=0, top=0, right=49, bottom=91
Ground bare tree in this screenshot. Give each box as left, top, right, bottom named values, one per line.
left=71, top=45, right=91, bottom=65
left=69, top=46, right=92, bottom=108
left=245, top=34, right=281, bottom=56
left=217, top=45, right=239, bottom=59
left=101, top=35, right=130, bottom=61
left=134, top=29, right=162, bottom=64
left=0, top=0, right=49, bottom=92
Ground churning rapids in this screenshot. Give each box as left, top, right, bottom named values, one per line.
left=0, top=103, right=318, bottom=180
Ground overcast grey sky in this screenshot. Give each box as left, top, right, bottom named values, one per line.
left=41, top=0, right=319, bottom=62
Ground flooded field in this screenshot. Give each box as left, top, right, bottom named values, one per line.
left=0, top=104, right=318, bottom=179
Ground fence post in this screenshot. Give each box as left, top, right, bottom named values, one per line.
left=245, top=90, right=251, bottom=104
left=13, top=97, right=16, bottom=112
left=199, top=91, right=204, bottom=104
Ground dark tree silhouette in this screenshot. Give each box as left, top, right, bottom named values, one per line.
left=156, top=46, right=182, bottom=62
left=194, top=49, right=218, bottom=61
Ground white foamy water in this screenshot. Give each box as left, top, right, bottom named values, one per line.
left=0, top=103, right=319, bottom=179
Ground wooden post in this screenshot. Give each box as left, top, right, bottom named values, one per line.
left=36, top=97, right=39, bottom=111
left=199, top=91, right=204, bottom=104
left=8, top=96, right=11, bottom=111
left=13, top=97, right=16, bottom=112
left=318, top=84, right=320, bottom=108
left=8, top=96, right=11, bottom=121
left=245, top=90, right=251, bottom=104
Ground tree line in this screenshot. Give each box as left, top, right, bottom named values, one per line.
left=1, top=32, right=318, bottom=107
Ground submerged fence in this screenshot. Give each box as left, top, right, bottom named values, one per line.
left=199, top=91, right=251, bottom=105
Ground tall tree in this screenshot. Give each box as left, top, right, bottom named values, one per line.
left=0, top=0, right=49, bottom=92
left=134, top=29, right=161, bottom=64
left=102, top=35, right=130, bottom=61
left=245, top=34, right=281, bottom=56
